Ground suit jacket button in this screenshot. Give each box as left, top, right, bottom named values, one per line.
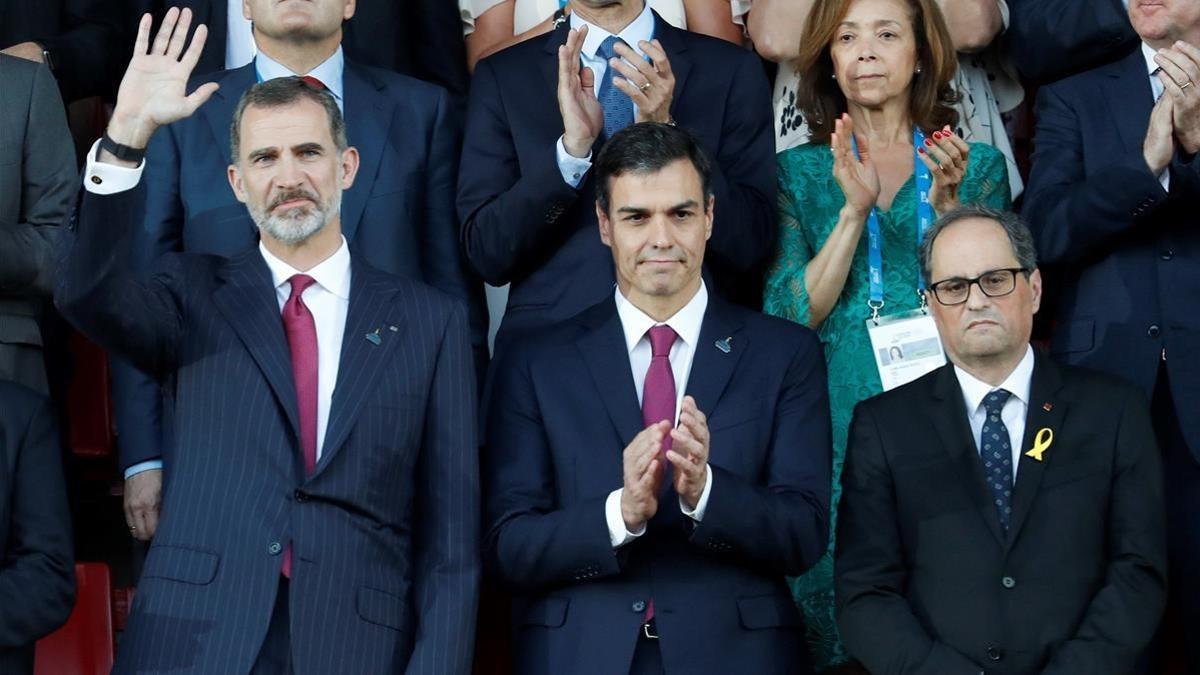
left=294, top=489, right=309, bottom=503
left=632, top=600, right=646, bottom=613
left=1161, top=249, right=1175, bottom=260
left=1148, top=324, right=1161, bottom=338
left=268, top=541, right=282, bottom=555
left=1001, top=576, right=1016, bottom=589
left=986, top=647, right=1003, bottom=662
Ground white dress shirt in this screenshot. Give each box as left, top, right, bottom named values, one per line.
left=226, top=0, right=256, bottom=69
left=1142, top=41, right=1171, bottom=191
left=555, top=2, right=656, bottom=187
left=259, top=238, right=351, bottom=461
left=953, top=345, right=1035, bottom=482
left=604, top=282, right=714, bottom=547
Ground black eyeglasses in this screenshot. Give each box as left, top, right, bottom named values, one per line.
left=927, top=267, right=1029, bottom=306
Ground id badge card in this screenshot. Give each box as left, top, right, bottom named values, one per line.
left=866, top=309, right=947, bottom=391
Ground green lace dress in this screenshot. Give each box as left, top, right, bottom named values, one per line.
left=764, top=141, right=1011, bottom=670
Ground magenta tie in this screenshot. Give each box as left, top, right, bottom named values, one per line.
left=640, top=325, right=677, bottom=625
left=642, top=325, right=678, bottom=455
left=281, top=274, right=319, bottom=577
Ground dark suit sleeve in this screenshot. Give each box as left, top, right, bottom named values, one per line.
left=696, top=48, right=777, bottom=278
left=1041, top=389, right=1167, bottom=674
left=0, top=394, right=74, bottom=649
left=1023, top=83, right=1170, bottom=266
left=418, top=88, right=489, bottom=383
left=0, top=61, right=75, bottom=296
left=483, top=343, right=623, bottom=592
left=54, top=188, right=186, bottom=380
left=1006, top=0, right=1136, bottom=85
left=836, top=402, right=985, bottom=675
left=406, top=303, right=481, bottom=675
left=457, top=57, right=585, bottom=287
left=109, top=125, right=187, bottom=471
left=685, top=330, right=830, bottom=576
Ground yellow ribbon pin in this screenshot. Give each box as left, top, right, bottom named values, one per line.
left=1026, top=428, right=1053, bottom=462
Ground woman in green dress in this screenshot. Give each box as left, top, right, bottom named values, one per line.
left=763, top=0, right=1011, bottom=670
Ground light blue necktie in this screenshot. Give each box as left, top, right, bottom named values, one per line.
left=980, top=389, right=1014, bottom=530
left=597, top=36, right=635, bottom=141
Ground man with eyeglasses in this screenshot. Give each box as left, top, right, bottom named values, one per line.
left=835, top=205, right=1167, bottom=675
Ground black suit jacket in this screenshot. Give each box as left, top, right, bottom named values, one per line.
left=458, top=14, right=776, bottom=354
left=1005, top=0, right=1137, bottom=86
left=0, top=382, right=74, bottom=675
left=484, top=294, right=830, bottom=674
left=165, top=0, right=469, bottom=104
left=836, top=355, right=1167, bottom=674
left=1023, top=48, right=1200, bottom=461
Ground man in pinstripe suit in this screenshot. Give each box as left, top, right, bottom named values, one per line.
left=55, top=9, right=479, bottom=674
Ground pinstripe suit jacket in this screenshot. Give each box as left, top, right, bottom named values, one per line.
left=55, top=188, right=480, bottom=675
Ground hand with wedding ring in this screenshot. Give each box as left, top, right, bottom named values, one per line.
left=124, top=468, right=163, bottom=542
left=1153, top=40, right=1200, bottom=154
left=918, top=125, right=970, bottom=216
left=609, top=39, right=675, bottom=124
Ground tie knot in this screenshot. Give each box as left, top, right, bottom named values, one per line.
left=300, top=75, right=327, bottom=90
left=983, top=388, right=1012, bottom=414
left=598, top=36, right=627, bottom=59
left=288, top=274, right=316, bottom=300
left=648, top=325, right=677, bottom=358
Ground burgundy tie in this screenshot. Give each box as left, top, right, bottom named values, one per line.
left=642, top=325, right=678, bottom=455
left=281, top=274, right=318, bottom=577
left=300, top=75, right=327, bottom=91
left=640, top=325, right=677, bottom=625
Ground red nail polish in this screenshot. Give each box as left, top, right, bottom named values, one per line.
left=932, top=131, right=942, bottom=140
left=924, top=138, right=933, bottom=146
left=918, top=147, right=926, bottom=154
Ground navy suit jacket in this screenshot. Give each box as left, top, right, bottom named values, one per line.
left=57, top=188, right=480, bottom=675
left=112, top=60, right=486, bottom=472
left=1024, top=48, right=1200, bottom=459
left=483, top=294, right=830, bottom=675
left=458, top=14, right=776, bottom=354
left=1005, top=0, right=1137, bottom=85
left=0, top=382, right=74, bottom=675
left=154, top=0, right=469, bottom=103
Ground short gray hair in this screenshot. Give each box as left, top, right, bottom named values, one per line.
left=229, top=76, right=348, bottom=163
left=920, top=205, right=1038, bottom=283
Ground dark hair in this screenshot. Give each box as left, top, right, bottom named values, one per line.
left=594, top=122, right=712, bottom=214
left=795, top=0, right=959, bottom=145
left=229, top=76, right=347, bottom=163
left=920, top=205, right=1038, bottom=283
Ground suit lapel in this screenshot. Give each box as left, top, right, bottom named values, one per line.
left=313, top=259, right=403, bottom=477
left=540, top=21, right=570, bottom=92
left=212, top=250, right=302, bottom=443
left=1105, top=49, right=1155, bottom=155
left=340, top=63, right=392, bottom=243
left=203, top=64, right=256, bottom=236
left=928, top=364, right=1006, bottom=545
left=1005, top=355, right=1067, bottom=548
left=576, top=300, right=644, bottom=445
left=684, top=298, right=746, bottom=417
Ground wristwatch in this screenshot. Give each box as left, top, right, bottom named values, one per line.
left=99, top=132, right=146, bottom=163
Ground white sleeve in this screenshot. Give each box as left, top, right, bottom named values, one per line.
left=83, top=138, right=145, bottom=194
left=460, top=0, right=511, bottom=36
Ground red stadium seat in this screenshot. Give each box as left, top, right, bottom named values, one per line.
left=34, top=562, right=115, bottom=675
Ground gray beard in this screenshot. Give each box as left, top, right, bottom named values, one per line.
left=249, top=195, right=339, bottom=246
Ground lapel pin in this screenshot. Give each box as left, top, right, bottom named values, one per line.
left=1025, top=427, right=1054, bottom=462
left=389, top=325, right=398, bottom=332
left=1042, top=402, right=1054, bottom=412
left=365, top=328, right=383, bottom=346
left=715, top=337, right=732, bottom=354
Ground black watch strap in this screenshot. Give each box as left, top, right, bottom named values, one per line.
left=99, top=132, right=146, bottom=163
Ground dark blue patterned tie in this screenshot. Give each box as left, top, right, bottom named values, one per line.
left=597, top=36, right=634, bottom=140
left=980, top=389, right=1014, bottom=529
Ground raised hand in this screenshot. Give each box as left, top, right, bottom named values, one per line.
left=1143, top=93, right=1175, bottom=175
left=620, top=420, right=669, bottom=532
left=667, top=396, right=710, bottom=511
left=919, top=126, right=971, bottom=216
left=1154, top=41, right=1200, bottom=154
left=107, top=8, right=218, bottom=152
left=611, top=39, right=675, bottom=124
left=557, top=25, right=605, bottom=159
left=831, top=113, right=881, bottom=219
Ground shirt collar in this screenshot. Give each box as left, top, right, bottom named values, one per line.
left=614, top=281, right=708, bottom=356
left=255, top=45, right=345, bottom=105
left=953, top=344, right=1036, bottom=416
left=258, top=235, right=352, bottom=301
left=1142, top=41, right=1160, bottom=77
left=571, top=1, right=655, bottom=62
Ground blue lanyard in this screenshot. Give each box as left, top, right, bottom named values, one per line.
left=559, top=0, right=568, bottom=7
left=851, top=128, right=933, bottom=319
